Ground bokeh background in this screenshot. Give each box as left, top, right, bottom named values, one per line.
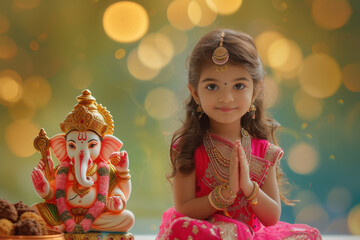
left=0, top=0, right=359, bottom=235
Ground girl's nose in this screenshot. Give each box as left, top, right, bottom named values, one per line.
left=219, top=91, right=234, bottom=103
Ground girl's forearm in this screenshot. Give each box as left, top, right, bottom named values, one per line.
left=249, top=189, right=281, bottom=226
left=175, top=195, right=217, bottom=220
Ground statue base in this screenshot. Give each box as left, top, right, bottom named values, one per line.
left=65, top=232, right=134, bottom=240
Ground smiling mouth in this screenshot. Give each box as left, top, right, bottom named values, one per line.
left=217, top=107, right=235, bottom=112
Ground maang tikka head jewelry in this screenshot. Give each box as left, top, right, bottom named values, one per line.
left=212, top=31, right=229, bottom=72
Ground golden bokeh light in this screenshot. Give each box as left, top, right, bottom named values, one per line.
left=0, top=14, right=10, bottom=34
left=103, top=1, right=149, bottom=43
left=0, top=76, right=23, bottom=105
left=296, top=205, right=330, bottom=230
left=13, top=0, right=40, bottom=10
left=255, top=31, right=284, bottom=66
left=263, top=76, right=280, bottom=109
left=189, top=0, right=217, bottom=27
left=167, top=0, right=194, bottom=31
left=70, top=65, right=93, bottom=90
left=298, top=53, right=341, bottom=99
left=0, top=35, right=18, bottom=59
left=5, top=120, right=40, bottom=158
left=188, top=1, right=202, bottom=25
left=127, top=48, right=160, bottom=81
left=138, top=33, right=174, bottom=70
left=327, top=187, right=352, bottom=214
left=348, top=204, right=360, bottom=235
left=158, top=25, right=188, bottom=55
left=287, top=142, right=319, bottom=175
left=205, top=0, right=242, bottom=15
left=294, top=90, right=323, bottom=120
left=0, top=70, right=23, bottom=106
left=271, top=39, right=303, bottom=80
left=272, top=0, right=287, bottom=11
left=134, top=113, right=147, bottom=127
left=8, top=98, right=37, bottom=120
left=115, top=48, right=126, bottom=60
left=342, top=63, right=360, bottom=92
left=144, top=87, right=178, bottom=120
left=22, top=76, right=52, bottom=108
left=312, top=0, right=352, bottom=30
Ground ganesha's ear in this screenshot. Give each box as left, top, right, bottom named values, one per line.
left=50, top=134, right=67, bottom=162
left=100, top=135, right=123, bottom=160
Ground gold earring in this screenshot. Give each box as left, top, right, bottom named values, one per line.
left=248, top=104, right=256, bottom=119
left=196, top=104, right=204, bottom=119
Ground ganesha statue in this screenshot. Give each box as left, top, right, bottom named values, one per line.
left=30, top=89, right=135, bottom=237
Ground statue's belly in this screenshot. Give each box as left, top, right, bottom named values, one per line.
left=66, top=185, right=97, bottom=208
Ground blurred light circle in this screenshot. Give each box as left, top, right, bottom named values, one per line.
left=5, top=120, right=39, bottom=158
left=205, top=0, right=242, bottom=15
left=263, top=76, right=280, bottom=109
left=0, top=14, right=10, bottom=34
left=103, top=1, right=149, bottom=43
left=0, top=36, right=18, bottom=59
left=0, top=76, right=22, bottom=105
left=23, top=76, right=52, bottom=108
left=255, top=31, right=284, bottom=66
left=167, top=0, right=194, bottom=31
left=138, top=33, right=174, bottom=70
left=158, top=25, right=188, bottom=55
left=293, top=190, right=320, bottom=216
left=0, top=70, right=23, bottom=106
left=327, top=187, right=352, bottom=214
left=348, top=204, right=360, bottom=235
left=8, top=98, right=37, bottom=120
left=188, top=1, right=202, bottom=25
left=268, top=38, right=291, bottom=69
left=134, top=113, right=147, bottom=127
left=115, top=48, right=126, bottom=59
left=296, top=205, right=330, bottom=230
left=342, top=63, right=360, bottom=92
left=70, top=65, right=93, bottom=90
left=127, top=48, right=160, bottom=81
left=13, top=0, right=40, bottom=10
left=29, top=41, right=39, bottom=51
left=325, top=218, right=349, bottom=234
left=294, top=90, right=323, bottom=120
left=272, top=0, right=287, bottom=11
left=273, top=40, right=303, bottom=80
left=287, top=142, right=319, bottom=174
left=298, top=53, right=341, bottom=99
left=145, top=88, right=178, bottom=120
left=312, top=0, right=352, bottom=30
left=189, top=0, right=217, bottom=27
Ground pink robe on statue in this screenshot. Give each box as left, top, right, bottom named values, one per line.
left=156, top=130, right=322, bottom=240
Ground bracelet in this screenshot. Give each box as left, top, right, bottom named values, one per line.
left=245, top=181, right=259, bottom=206
left=116, top=170, right=131, bottom=180
left=208, top=184, right=236, bottom=210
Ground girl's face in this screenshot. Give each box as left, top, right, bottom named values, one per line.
left=189, top=62, right=255, bottom=127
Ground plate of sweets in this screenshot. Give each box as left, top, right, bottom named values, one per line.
left=0, top=199, right=64, bottom=240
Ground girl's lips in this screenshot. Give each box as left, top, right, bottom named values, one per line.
left=217, top=107, right=235, bottom=112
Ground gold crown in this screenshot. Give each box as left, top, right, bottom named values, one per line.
left=60, top=89, right=114, bottom=137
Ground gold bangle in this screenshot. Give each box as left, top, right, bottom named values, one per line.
left=208, top=191, right=223, bottom=210
left=245, top=181, right=259, bottom=206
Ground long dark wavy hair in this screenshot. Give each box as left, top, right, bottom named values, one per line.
left=168, top=29, right=294, bottom=205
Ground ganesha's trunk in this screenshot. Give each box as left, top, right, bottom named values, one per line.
left=74, top=150, right=94, bottom=188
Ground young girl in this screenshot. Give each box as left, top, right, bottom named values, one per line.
left=156, top=29, right=322, bottom=240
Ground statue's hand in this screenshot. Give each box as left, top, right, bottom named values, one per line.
left=37, top=150, right=54, bottom=176
left=106, top=196, right=124, bottom=212
left=110, top=150, right=129, bottom=172
left=31, top=168, right=51, bottom=199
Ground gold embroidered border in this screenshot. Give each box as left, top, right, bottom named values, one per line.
left=264, top=143, right=283, bottom=166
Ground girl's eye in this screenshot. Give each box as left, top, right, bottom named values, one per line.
left=206, top=84, right=218, bottom=91
left=234, top=83, right=245, bottom=90
left=68, top=143, right=76, bottom=149
left=89, top=142, right=97, bottom=149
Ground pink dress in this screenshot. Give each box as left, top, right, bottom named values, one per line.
left=156, top=130, right=322, bottom=240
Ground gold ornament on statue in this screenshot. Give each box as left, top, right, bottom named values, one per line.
left=212, top=31, right=229, bottom=72
left=60, top=89, right=114, bottom=136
